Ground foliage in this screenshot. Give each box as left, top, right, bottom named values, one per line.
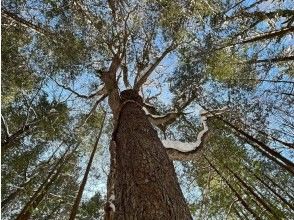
left=1, top=0, right=293, bottom=219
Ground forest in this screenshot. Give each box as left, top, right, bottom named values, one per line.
left=1, top=0, right=294, bottom=219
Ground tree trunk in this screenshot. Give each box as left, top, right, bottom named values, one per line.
left=226, top=166, right=281, bottom=219
left=215, top=116, right=294, bottom=175
left=1, top=175, right=37, bottom=209
left=244, top=165, right=294, bottom=210
left=106, top=90, right=192, bottom=219
left=204, top=156, right=262, bottom=220
left=69, top=113, right=105, bottom=220
left=15, top=145, right=74, bottom=220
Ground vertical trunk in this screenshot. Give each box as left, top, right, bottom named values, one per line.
left=106, top=90, right=192, bottom=219
left=69, top=113, right=105, bottom=220
left=204, top=156, right=262, bottom=220
left=226, top=166, right=282, bottom=219
left=15, top=145, right=74, bottom=220
left=244, top=166, right=294, bottom=210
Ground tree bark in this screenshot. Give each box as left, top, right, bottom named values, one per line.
left=105, top=90, right=192, bottom=219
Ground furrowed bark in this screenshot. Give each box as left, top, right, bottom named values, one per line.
left=105, top=89, right=192, bottom=220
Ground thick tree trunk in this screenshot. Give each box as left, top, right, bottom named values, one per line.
left=106, top=90, right=192, bottom=219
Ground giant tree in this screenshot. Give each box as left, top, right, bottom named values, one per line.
left=2, top=0, right=293, bottom=219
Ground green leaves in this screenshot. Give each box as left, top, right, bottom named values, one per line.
left=207, top=49, right=240, bottom=81
left=1, top=17, right=38, bottom=107
left=2, top=0, right=294, bottom=218
left=79, top=193, right=104, bottom=220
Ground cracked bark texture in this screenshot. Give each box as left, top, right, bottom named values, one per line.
left=111, top=90, right=192, bottom=220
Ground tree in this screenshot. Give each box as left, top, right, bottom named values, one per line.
left=2, top=0, right=293, bottom=219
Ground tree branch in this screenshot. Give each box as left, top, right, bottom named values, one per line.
left=238, top=26, right=294, bottom=44
left=143, top=84, right=201, bottom=129
left=1, top=115, right=11, bottom=138
left=51, top=77, right=107, bottom=99
left=164, top=107, right=228, bottom=160
left=100, top=54, right=123, bottom=119
left=246, top=55, right=294, bottom=64
left=76, top=94, right=108, bottom=129
left=134, top=44, right=175, bottom=90
left=2, top=9, right=55, bottom=37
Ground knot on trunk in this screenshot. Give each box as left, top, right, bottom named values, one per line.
left=120, top=89, right=143, bottom=105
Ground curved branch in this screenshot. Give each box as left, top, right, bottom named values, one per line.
left=163, top=107, right=228, bottom=160
left=145, top=111, right=180, bottom=127
left=142, top=85, right=201, bottom=129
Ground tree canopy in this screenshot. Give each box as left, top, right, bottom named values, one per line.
left=1, top=0, right=294, bottom=219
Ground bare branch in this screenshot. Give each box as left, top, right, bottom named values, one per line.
left=2, top=9, right=55, bottom=37
left=76, top=94, right=108, bottom=129
left=163, top=107, right=228, bottom=160
left=134, top=45, right=175, bottom=91
left=51, top=77, right=107, bottom=99
left=246, top=55, right=294, bottom=64
left=1, top=115, right=11, bottom=138
left=238, top=26, right=294, bottom=44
